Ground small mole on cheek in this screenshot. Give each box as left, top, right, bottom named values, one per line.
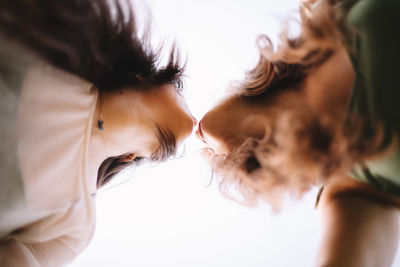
left=119, top=91, right=123, bottom=94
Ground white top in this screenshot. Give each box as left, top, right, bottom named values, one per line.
left=0, top=42, right=98, bottom=266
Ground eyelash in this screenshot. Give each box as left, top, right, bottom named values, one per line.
left=133, top=156, right=144, bottom=163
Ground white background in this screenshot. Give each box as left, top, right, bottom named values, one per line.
left=69, top=1, right=400, bottom=266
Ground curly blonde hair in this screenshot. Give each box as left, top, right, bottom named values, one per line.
left=207, top=0, right=394, bottom=210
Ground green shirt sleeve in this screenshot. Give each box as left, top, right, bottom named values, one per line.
left=345, top=0, right=400, bottom=132
left=341, top=0, right=400, bottom=195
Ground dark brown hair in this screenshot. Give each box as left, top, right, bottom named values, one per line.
left=0, top=0, right=185, bottom=188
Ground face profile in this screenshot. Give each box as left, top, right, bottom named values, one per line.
left=198, top=47, right=354, bottom=154
left=196, top=0, right=400, bottom=265
left=92, top=82, right=196, bottom=187
left=0, top=0, right=196, bottom=264
left=198, top=94, right=270, bottom=155
left=95, top=84, right=195, bottom=160
left=196, top=44, right=358, bottom=207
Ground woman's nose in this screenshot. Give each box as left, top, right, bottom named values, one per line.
left=192, top=116, right=197, bottom=127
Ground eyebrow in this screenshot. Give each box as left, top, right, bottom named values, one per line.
left=151, top=125, right=177, bottom=162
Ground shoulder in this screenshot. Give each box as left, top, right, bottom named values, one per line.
left=23, top=61, right=91, bottom=93
left=18, top=61, right=98, bottom=213
left=316, top=174, right=400, bottom=267
left=345, top=0, right=400, bottom=28
left=319, top=175, right=400, bottom=209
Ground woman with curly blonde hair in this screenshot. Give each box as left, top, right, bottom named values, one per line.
left=198, top=0, right=400, bottom=265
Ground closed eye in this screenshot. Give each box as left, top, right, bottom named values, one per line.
left=150, top=125, right=177, bottom=162
left=133, top=156, right=145, bottom=163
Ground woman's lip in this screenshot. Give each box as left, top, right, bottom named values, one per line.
left=195, top=122, right=207, bottom=143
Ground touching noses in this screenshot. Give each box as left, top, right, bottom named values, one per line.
left=192, top=116, right=197, bottom=128
left=195, top=121, right=206, bottom=143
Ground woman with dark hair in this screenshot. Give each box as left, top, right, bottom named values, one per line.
left=0, top=0, right=195, bottom=265
left=198, top=0, right=400, bottom=266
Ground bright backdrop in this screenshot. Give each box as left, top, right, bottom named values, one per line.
left=69, top=1, right=400, bottom=266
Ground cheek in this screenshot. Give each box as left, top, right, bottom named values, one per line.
left=127, top=127, right=159, bottom=158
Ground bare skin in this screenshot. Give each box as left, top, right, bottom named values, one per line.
left=88, top=84, right=196, bottom=190
left=317, top=176, right=400, bottom=267
left=197, top=47, right=400, bottom=266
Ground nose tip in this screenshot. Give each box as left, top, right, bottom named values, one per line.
left=192, top=116, right=197, bottom=127
left=195, top=121, right=206, bottom=143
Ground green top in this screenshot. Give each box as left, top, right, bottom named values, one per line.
left=341, top=0, right=400, bottom=196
